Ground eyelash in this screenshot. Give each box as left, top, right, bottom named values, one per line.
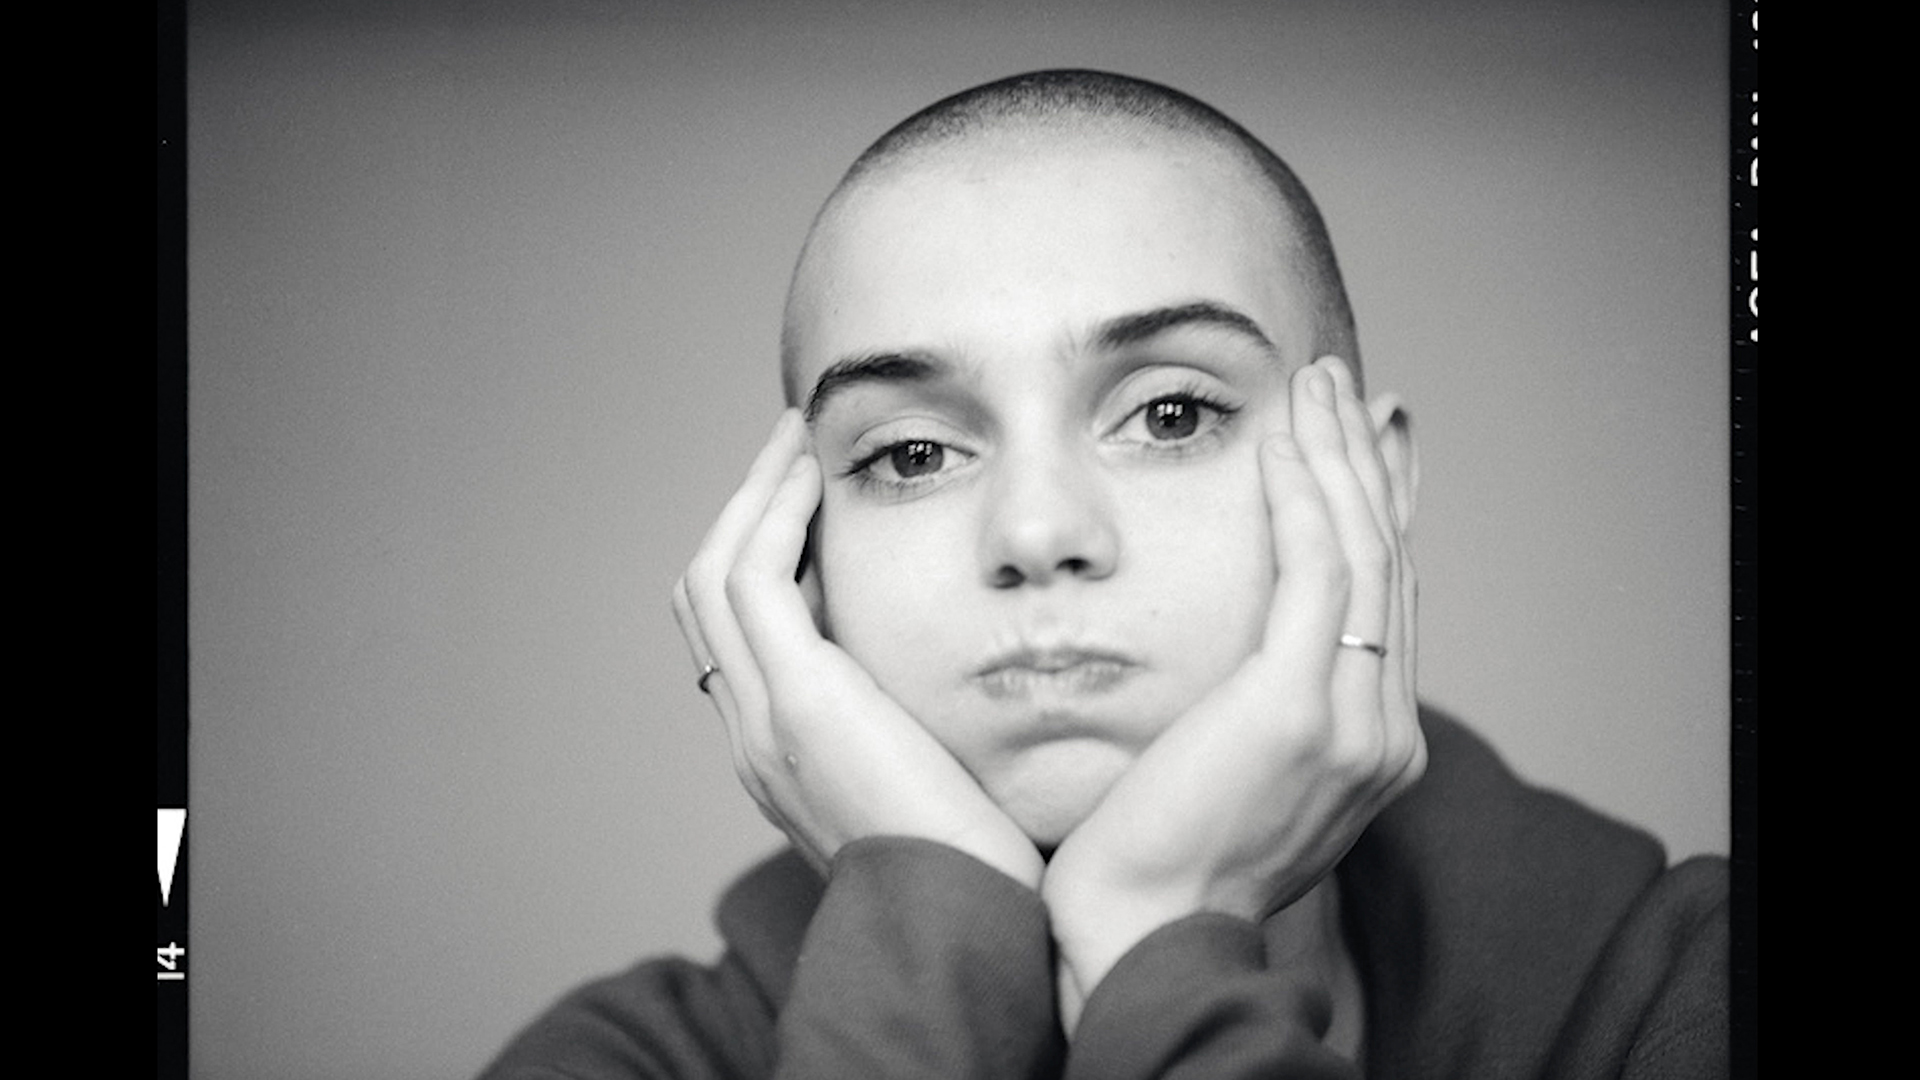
left=842, top=438, right=974, bottom=496
left=1111, top=386, right=1241, bottom=455
left=841, top=386, right=1240, bottom=496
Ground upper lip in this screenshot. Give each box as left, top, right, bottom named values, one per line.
left=974, top=646, right=1135, bottom=676
left=967, top=641, right=1144, bottom=703
left=975, top=641, right=1121, bottom=668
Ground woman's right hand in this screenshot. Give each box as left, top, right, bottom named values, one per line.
left=671, top=409, right=1044, bottom=890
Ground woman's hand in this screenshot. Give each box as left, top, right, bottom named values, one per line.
left=671, top=410, right=1044, bottom=889
left=1043, top=356, right=1425, bottom=1026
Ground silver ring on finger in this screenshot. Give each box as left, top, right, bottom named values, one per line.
left=697, top=662, right=721, bottom=695
left=1338, top=633, right=1388, bottom=658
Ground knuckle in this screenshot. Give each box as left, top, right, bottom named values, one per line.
left=1323, top=727, right=1374, bottom=780
left=1284, top=703, right=1336, bottom=750
left=1335, top=723, right=1396, bottom=784
left=685, top=555, right=725, bottom=603
left=1400, top=731, right=1430, bottom=786
left=728, top=744, right=766, bottom=793
left=1353, top=538, right=1393, bottom=581
left=1376, top=730, right=1427, bottom=800
left=743, top=739, right=792, bottom=781
left=723, top=562, right=755, bottom=609
left=1359, top=729, right=1392, bottom=777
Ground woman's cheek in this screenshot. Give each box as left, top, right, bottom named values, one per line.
left=1116, top=453, right=1276, bottom=633
left=815, top=509, right=947, bottom=652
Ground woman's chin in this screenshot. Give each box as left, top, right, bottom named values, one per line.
left=983, top=740, right=1137, bottom=854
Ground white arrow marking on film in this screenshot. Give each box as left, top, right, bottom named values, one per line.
left=158, top=809, right=186, bottom=907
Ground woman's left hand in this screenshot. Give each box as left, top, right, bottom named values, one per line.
left=1042, top=356, right=1425, bottom=1029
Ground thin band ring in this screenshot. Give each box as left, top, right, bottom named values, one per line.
left=1338, top=634, right=1388, bottom=659
left=697, top=662, right=721, bottom=695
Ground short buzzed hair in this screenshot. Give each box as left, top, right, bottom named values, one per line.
left=781, top=69, right=1360, bottom=402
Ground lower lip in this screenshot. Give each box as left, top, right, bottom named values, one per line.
left=974, top=660, right=1134, bottom=701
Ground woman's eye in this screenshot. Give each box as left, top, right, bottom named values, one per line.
left=887, top=440, right=945, bottom=478
left=847, top=437, right=969, bottom=492
left=1119, top=393, right=1235, bottom=446
left=1144, top=397, right=1202, bottom=440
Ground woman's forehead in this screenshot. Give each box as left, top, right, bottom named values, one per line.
left=787, top=137, right=1312, bottom=386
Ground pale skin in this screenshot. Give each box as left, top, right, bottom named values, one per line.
left=671, top=132, right=1425, bottom=1044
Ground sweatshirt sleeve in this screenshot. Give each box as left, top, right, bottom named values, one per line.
left=473, top=951, right=783, bottom=1080
left=786, top=841, right=1362, bottom=1080
left=476, top=837, right=1063, bottom=1080
left=478, top=839, right=1361, bottom=1080
left=1065, top=914, right=1361, bottom=1080
left=772, top=836, right=1065, bottom=1080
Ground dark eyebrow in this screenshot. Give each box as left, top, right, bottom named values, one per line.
left=803, top=351, right=945, bottom=422
left=1091, top=301, right=1277, bottom=355
left=803, top=302, right=1275, bottom=422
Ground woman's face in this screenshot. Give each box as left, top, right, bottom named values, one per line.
left=788, top=135, right=1320, bottom=848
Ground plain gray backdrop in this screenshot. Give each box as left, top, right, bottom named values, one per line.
left=187, top=2, right=1729, bottom=1077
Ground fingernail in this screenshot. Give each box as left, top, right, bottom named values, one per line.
left=778, top=410, right=810, bottom=447
left=1307, top=367, right=1334, bottom=405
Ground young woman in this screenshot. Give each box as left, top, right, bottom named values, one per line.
left=482, top=70, right=1727, bottom=1080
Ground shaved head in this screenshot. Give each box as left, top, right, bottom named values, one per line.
left=774, top=71, right=1402, bottom=848
left=781, top=69, right=1359, bottom=402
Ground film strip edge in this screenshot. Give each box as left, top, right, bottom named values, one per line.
left=1728, top=3, right=1757, bottom=1078
left=158, top=0, right=189, bottom=1076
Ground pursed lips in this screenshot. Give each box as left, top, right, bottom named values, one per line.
left=971, top=646, right=1139, bottom=701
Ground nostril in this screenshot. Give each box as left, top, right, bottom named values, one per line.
left=979, top=467, right=1121, bottom=588
left=991, top=556, right=1098, bottom=589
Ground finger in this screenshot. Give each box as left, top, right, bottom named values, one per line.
left=675, top=572, right=779, bottom=814
left=1293, top=360, right=1394, bottom=766
left=678, top=550, right=757, bottom=730
left=1399, top=544, right=1418, bottom=702
left=1251, top=430, right=1345, bottom=699
left=1388, top=541, right=1424, bottom=786
left=679, top=411, right=808, bottom=793
left=1353, top=389, right=1418, bottom=698
left=671, top=575, right=724, bottom=710
left=1293, top=361, right=1392, bottom=647
left=1324, top=363, right=1419, bottom=732
left=673, top=573, right=768, bottom=807
left=1323, top=363, right=1423, bottom=792
left=1322, top=358, right=1408, bottom=688
left=695, top=409, right=810, bottom=565
left=682, top=410, right=809, bottom=719
left=729, top=453, right=832, bottom=704
left=1322, top=358, right=1400, bottom=553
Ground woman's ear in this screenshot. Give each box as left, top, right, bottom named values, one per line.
left=1367, top=393, right=1418, bottom=540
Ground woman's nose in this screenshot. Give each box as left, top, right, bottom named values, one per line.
left=979, top=443, right=1119, bottom=588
